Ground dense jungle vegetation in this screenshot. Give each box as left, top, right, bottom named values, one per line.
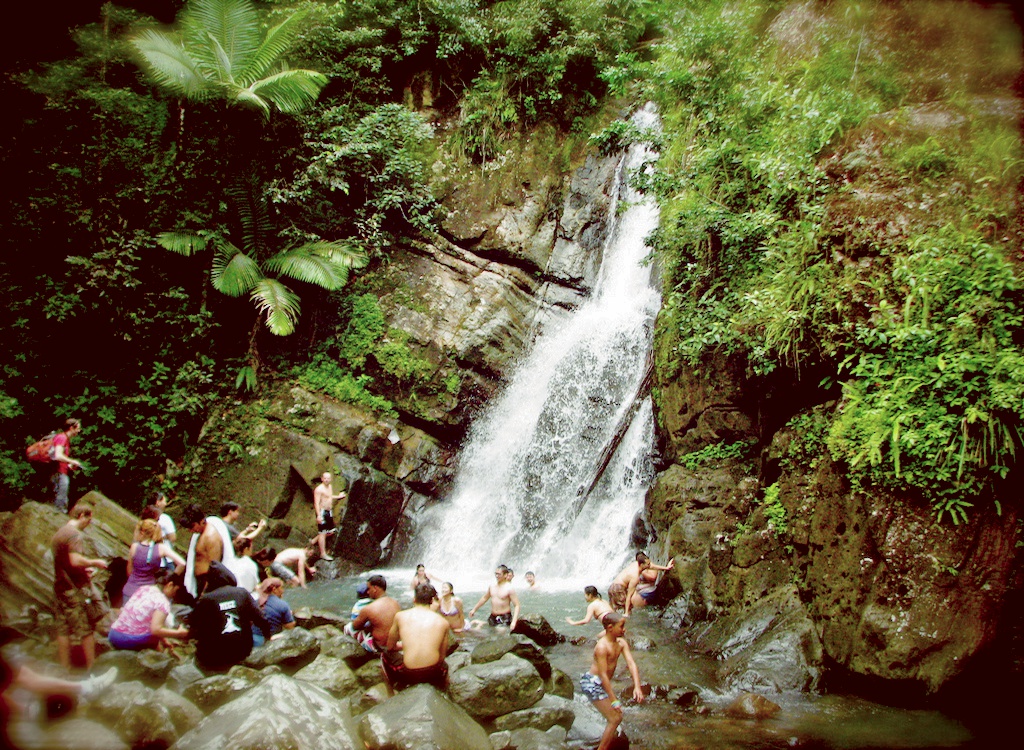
left=1, top=0, right=1021, bottom=522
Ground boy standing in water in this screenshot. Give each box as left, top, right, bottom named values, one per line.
left=581, top=612, right=644, bottom=750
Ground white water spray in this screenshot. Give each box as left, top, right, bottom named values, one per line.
left=410, top=106, right=661, bottom=588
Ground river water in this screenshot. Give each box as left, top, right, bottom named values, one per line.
left=286, top=570, right=975, bottom=749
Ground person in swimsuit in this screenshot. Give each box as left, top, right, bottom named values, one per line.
left=431, top=581, right=465, bottom=632
left=381, top=583, right=450, bottom=694
left=609, top=552, right=674, bottom=615
left=581, top=612, right=644, bottom=750
left=344, top=574, right=400, bottom=653
left=567, top=586, right=614, bottom=626
left=313, top=472, right=345, bottom=561
left=468, top=564, right=520, bottom=630
left=630, top=567, right=660, bottom=610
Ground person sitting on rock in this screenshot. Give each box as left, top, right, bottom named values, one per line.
left=252, top=577, right=295, bottom=647
left=381, top=583, right=450, bottom=694
left=344, top=574, right=400, bottom=654
left=188, top=562, right=271, bottom=673
left=566, top=586, right=613, bottom=626
left=108, top=569, right=188, bottom=652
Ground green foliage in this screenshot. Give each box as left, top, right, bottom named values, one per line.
left=274, top=104, right=439, bottom=251
left=678, top=441, right=753, bottom=470
left=647, top=0, right=1023, bottom=515
left=827, top=225, right=1024, bottom=520
left=760, top=482, right=787, bottom=534
left=294, top=355, right=397, bottom=417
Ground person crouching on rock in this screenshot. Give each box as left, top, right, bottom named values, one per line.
left=381, top=583, right=450, bottom=694
left=188, top=561, right=271, bottom=673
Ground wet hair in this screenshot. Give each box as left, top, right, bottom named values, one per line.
left=416, top=563, right=426, bottom=572
left=367, top=574, right=387, bottom=591
left=137, top=518, right=162, bottom=542
left=180, top=504, right=205, bottom=528
left=496, top=564, right=510, bottom=575
left=140, top=504, right=161, bottom=521
left=442, top=581, right=454, bottom=594
left=254, top=547, right=276, bottom=562
left=584, top=586, right=600, bottom=598
left=220, top=502, right=240, bottom=517
left=69, top=503, right=93, bottom=520
left=636, top=551, right=651, bottom=565
left=526, top=571, right=535, bottom=577
left=414, top=583, right=437, bottom=605
left=233, top=536, right=253, bottom=556
left=204, top=560, right=237, bottom=591
left=154, top=569, right=182, bottom=588
left=602, top=612, right=624, bottom=628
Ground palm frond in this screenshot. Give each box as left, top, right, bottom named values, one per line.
left=263, top=244, right=360, bottom=290
left=233, top=88, right=271, bottom=117
left=250, top=278, right=301, bottom=335
left=248, top=69, right=327, bottom=113
left=155, top=231, right=209, bottom=256
left=224, top=175, right=273, bottom=257
left=184, top=0, right=261, bottom=76
left=211, top=243, right=262, bottom=297
left=131, top=31, right=209, bottom=99
left=308, top=241, right=370, bottom=270
left=238, top=10, right=308, bottom=85
left=204, top=33, right=237, bottom=85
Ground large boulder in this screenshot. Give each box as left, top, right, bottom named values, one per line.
left=182, top=666, right=265, bottom=712
left=471, top=634, right=552, bottom=679
left=294, top=653, right=362, bottom=698
left=175, top=673, right=361, bottom=750
left=242, top=626, right=320, bottom=672
left=512, top=615, right=565, bottom=648
left=88, top=679, right=201, bottom=748
left=447, top=653, right=544, bottom=719
left=93, top=648, right=177, bottom=687
left=358, top=683, right=491, bottom=750
left=491, top=693, right=575, bottom=733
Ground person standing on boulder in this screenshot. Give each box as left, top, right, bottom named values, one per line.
left=312, top=472, right=345, bottom=561
left=50, top=502, right=108, bottom=671
left=50, top=418, right=83, bottom=514
left=582, top=612, right=644, bottom=750
left=381, top=583, right=450, bottom=693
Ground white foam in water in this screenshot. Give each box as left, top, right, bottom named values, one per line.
left=407, top=106, right=661, bottom=587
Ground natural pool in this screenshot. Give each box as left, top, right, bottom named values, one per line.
left=285, top=568, right=978, bottom=750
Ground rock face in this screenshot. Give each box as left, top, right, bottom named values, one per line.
left=358, top=683, right=492, bottom=750
left=447, top=653, right=545, bottom=719
left=650, top=319, right=1021, bottom=698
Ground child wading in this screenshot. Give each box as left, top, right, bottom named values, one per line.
left=581, top=612, right=644, bottom=750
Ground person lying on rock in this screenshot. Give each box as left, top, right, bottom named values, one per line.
left=344, top=574, right=400, bottom=653
left=581, top=612, right=644, bottom=750
left=566, top=586, right=613, bottom=627
left=381, top=583, right=450, bottom=694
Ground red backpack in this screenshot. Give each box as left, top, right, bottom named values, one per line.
left=26, top=432, right=60, bottom=463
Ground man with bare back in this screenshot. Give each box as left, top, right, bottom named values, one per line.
left=381, top=582, right=451, bottom=693
left=581, top=612, right=644, bottom=750
left=313, top=472, right=345, bottom=561
left=345, top=574, right=401, bottom=653
left=608, top=552, right=674, bottom=616
left=468, top=564, right=520, bottom=630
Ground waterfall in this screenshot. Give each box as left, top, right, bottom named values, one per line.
left=410, top=106, right=661, bottom=586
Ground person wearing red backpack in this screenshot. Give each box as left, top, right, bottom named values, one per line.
left=51, top=418, right=83, bottom=514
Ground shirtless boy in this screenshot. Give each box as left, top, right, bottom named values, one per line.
left=345, top=574, right=401, bottom=653
left=581, top=612, right=644, bottom=750
left=313, top=472, right=345, bottom=561
left=382, top=583, right=450, bottom=693
left=566, top=586, right=613, bottom=626
left=609, top=552, right=675, bottom=616
left=468, top=564, right=520, bottom=630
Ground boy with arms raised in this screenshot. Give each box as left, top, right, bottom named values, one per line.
left=581, top=612, right=644, bottom=750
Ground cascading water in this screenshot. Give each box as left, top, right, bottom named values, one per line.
left=409, top=106, right=661, bottom=585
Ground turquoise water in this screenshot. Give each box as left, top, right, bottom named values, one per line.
left=286, top=568, right=975, bottom=749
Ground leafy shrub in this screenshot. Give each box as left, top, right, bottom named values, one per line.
left=679, top=440, right=754, bottom=470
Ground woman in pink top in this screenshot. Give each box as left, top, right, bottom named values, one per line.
left=109, top=569, right=188, bottom=651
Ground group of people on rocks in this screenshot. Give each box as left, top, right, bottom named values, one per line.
left=38, top=443, right=666, bottom=750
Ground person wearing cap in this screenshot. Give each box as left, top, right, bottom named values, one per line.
left=188, top=561, right=271, bottom=673
left=344, top=574, right=400, bottom=653
left=351, top=583, right=372, bottom=620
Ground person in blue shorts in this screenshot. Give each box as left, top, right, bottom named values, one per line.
left=581, top=612, right=644, bottom=750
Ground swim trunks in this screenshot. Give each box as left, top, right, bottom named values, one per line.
left=638, top=585, right=657, bottom=602
left=381, top=650, right=449, bottom=691
left=608, top=582, right=627, bottom=611
left=488, top=612, right=513, bottom=627
left=344, top=622, right=379, bottom=653
left=580, top=672, right=609, bottom=702
left=317, top=509, right=335, bottom=533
